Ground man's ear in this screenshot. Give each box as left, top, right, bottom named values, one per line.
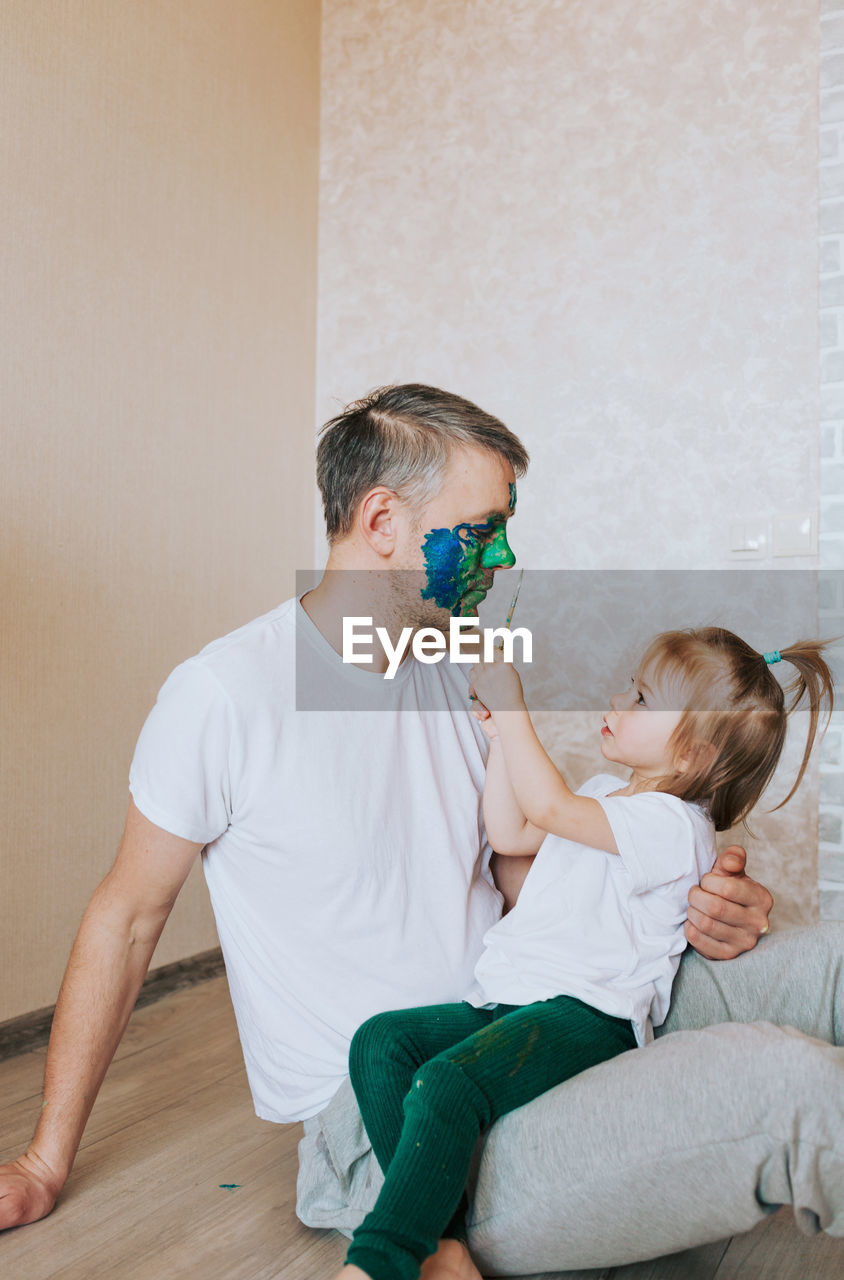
left=358, top=487, right=400, bottom=557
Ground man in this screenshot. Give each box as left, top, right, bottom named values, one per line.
left=1, top=385, right=840, bottom=1274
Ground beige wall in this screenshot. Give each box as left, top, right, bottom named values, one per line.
left=1, top=0, right=823, bottom=1024
left=317, top=0, right=819, bottom=922
left=1, top=0, right=321, bottom=1021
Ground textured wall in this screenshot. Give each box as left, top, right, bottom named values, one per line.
left=1, top=0, right=321, bottom=1021
left=317, top=0, right=819, bottom=921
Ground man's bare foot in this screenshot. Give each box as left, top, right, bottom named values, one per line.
left=420, top=1238, right=483, bottom=1280
left=334, top=1267, right=371, bottom=1279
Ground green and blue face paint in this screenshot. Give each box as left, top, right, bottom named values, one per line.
left=420, top=506, right=516, bottom=616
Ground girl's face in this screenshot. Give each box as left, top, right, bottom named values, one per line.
left=600, top=662, right=685, bottom=780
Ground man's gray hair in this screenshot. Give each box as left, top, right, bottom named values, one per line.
left=316, top=384, right=529, bottom=543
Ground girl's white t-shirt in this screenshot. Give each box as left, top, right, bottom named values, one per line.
left=129, top=598, right=502, bottom=1122
left=466, top=775, right=717, bottom=1045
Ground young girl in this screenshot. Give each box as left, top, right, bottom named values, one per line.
left=335, top=627, right=834, bottom=1280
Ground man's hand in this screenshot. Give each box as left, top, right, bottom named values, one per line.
left=685, top=845, right=773, bottom=960
left=0, top=1149, right=62, bottom=1230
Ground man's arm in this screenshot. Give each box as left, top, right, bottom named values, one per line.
left=0, top=801, right=203, bottom=1230
left=489, top=852, right=537, bottom=914
left=685, top=845, right=773, bottom=961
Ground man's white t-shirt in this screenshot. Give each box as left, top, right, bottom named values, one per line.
left=467, top=775, right=717, bottom=1045
left=129, top=598, right=502, bottom=1122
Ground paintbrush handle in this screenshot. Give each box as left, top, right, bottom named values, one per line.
left=503, top=568, right=524, bottom=629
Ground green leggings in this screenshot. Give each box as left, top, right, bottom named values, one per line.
left=344, top=996, right=636, bottom=1280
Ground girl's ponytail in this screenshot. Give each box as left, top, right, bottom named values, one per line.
left=643, top=627, right=836, bottom=831
left=769, top=640, right=836, bottom=811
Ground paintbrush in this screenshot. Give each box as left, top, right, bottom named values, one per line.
left=503, top=567, right=524, bottom=631
left=470, top=569, right=526, bottom=702
left=493, top=567, right=524, bottom=652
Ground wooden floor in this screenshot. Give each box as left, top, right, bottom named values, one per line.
left=1, top=977, right=842, bottom=1280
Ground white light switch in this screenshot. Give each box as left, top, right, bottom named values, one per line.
left=729, top=522, right=746, bottom=552
left=772, top=512, right=816, bottom=557
left=729, top=520, right=767, bottom=558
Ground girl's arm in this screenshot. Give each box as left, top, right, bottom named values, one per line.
left=471, top=659, right=619, bottom=855
left=483, top=737, right=548, bottom=856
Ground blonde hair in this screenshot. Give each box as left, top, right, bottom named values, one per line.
left=639, top=627, right=835, bottom=831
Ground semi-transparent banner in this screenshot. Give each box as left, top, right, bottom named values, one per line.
left=295, top=569, right=841, bottom=712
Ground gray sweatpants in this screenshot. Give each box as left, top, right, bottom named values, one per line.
left=295, top=924, right=844, bottom=1273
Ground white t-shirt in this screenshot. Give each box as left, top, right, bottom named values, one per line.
left=129, top=598, right=502, bottom=1122
left=466, top=775, right=716, bottom=1045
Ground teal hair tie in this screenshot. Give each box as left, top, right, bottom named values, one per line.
left=763, top=650, right=782, bottom=664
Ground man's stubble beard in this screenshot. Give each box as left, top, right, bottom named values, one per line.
left=383, top=569, right=456, bottom=635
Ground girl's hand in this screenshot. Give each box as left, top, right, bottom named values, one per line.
left=469, top=652, right=526, bottom=713
left=469, top=692, right=499, bottom=739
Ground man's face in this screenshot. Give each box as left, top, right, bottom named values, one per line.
left=399, top=447, right=517, bottom=623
